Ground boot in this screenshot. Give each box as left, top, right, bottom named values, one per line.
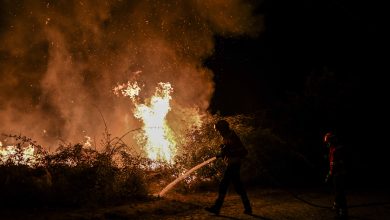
left=244, top=208, right=252, bottom=215
left=205, top=198, right=223, bottom=215
left=241, top=194, right=252, bottom=214
left=205, top=206, right=220, bottom=215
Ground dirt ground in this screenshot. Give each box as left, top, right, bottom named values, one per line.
left=2, top=187, right=390, bottom=220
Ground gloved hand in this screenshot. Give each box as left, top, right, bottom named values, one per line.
left=215, top=153, right=223, bottom=159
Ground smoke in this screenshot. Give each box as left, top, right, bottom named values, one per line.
left=0, top=0, right=262, bottom=149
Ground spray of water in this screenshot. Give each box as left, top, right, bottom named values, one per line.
left=156, top=157, right=217, bottom=197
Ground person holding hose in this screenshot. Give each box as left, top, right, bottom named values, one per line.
left=205, top=119, right=252, bottom=215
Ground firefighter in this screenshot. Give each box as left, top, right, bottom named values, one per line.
left=324, top=132, right=348, bottom=218
left=205, top=119, right=252, bottom=215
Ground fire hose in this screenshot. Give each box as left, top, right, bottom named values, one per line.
left=156, top=157, right=217, bottom=197
left=155, top=156, right=332, bottom=208
left=156, top=157, right=390, bottom=209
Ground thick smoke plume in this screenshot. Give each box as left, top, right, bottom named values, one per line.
left=0, top=0, right=261, bottom=150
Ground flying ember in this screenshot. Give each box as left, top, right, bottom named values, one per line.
left=114, top=81, right=176, bottom=163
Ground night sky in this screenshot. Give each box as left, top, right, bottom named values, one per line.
left=206, top=0, right=388, bottom=185
left=209, top=0, right=386, bottom=115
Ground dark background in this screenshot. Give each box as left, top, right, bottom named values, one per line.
left=205, top=0, right=388, bottom=187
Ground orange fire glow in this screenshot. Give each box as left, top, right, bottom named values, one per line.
left=114, top=81, right=177, bottom=163
left=0, top=141, right=39, bottom=166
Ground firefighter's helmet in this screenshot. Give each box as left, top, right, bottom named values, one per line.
left=324, top=132, right=336, bottom=144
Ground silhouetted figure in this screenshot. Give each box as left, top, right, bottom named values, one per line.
left=324, top=132, right=348, bottom=219
left=205, top=120, right=252, bottom=215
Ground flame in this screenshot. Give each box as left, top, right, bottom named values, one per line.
left=0, top=141, right=38, bottom=166
left=83, top=136, right=93, bottom=148
left=115, top=81, right=176, bottom=163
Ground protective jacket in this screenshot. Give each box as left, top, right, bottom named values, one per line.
left=219, top=130, right=248, bottom=165
left=328, top=143, right=346, bottom=177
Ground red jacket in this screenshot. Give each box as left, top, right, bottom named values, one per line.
left=328, top=144, right=346, bottom=176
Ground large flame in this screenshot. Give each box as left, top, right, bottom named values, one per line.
left=0, top=141, right=38, bottom=166
left=115, top=81, right=176, bottom=163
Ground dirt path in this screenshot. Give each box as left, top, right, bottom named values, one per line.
left=3, top=188, right=390, bottom=219
left=155, top=188, right=390, bottom=220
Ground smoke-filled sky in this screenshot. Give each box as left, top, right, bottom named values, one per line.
left=0, top=0, right=262, bottom=148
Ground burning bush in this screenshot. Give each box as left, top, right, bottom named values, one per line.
left=161, top=112, right=316, bottom=194
left=0, top=134, right=148, bottom=208
left=0, top=111, right=317, bottom=209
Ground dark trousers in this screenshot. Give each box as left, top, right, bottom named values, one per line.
left=333, top=174, right=347, bottom=210
left=213, top=163, right=251, bottom=211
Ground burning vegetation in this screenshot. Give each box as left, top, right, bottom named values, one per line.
left=1, top=111, right=310, bottom=210
left=0, top=107, right=221, bottom=208
left=114, top=80, right=176, bottom=163
left=0, top=0, right=317, bottom=213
